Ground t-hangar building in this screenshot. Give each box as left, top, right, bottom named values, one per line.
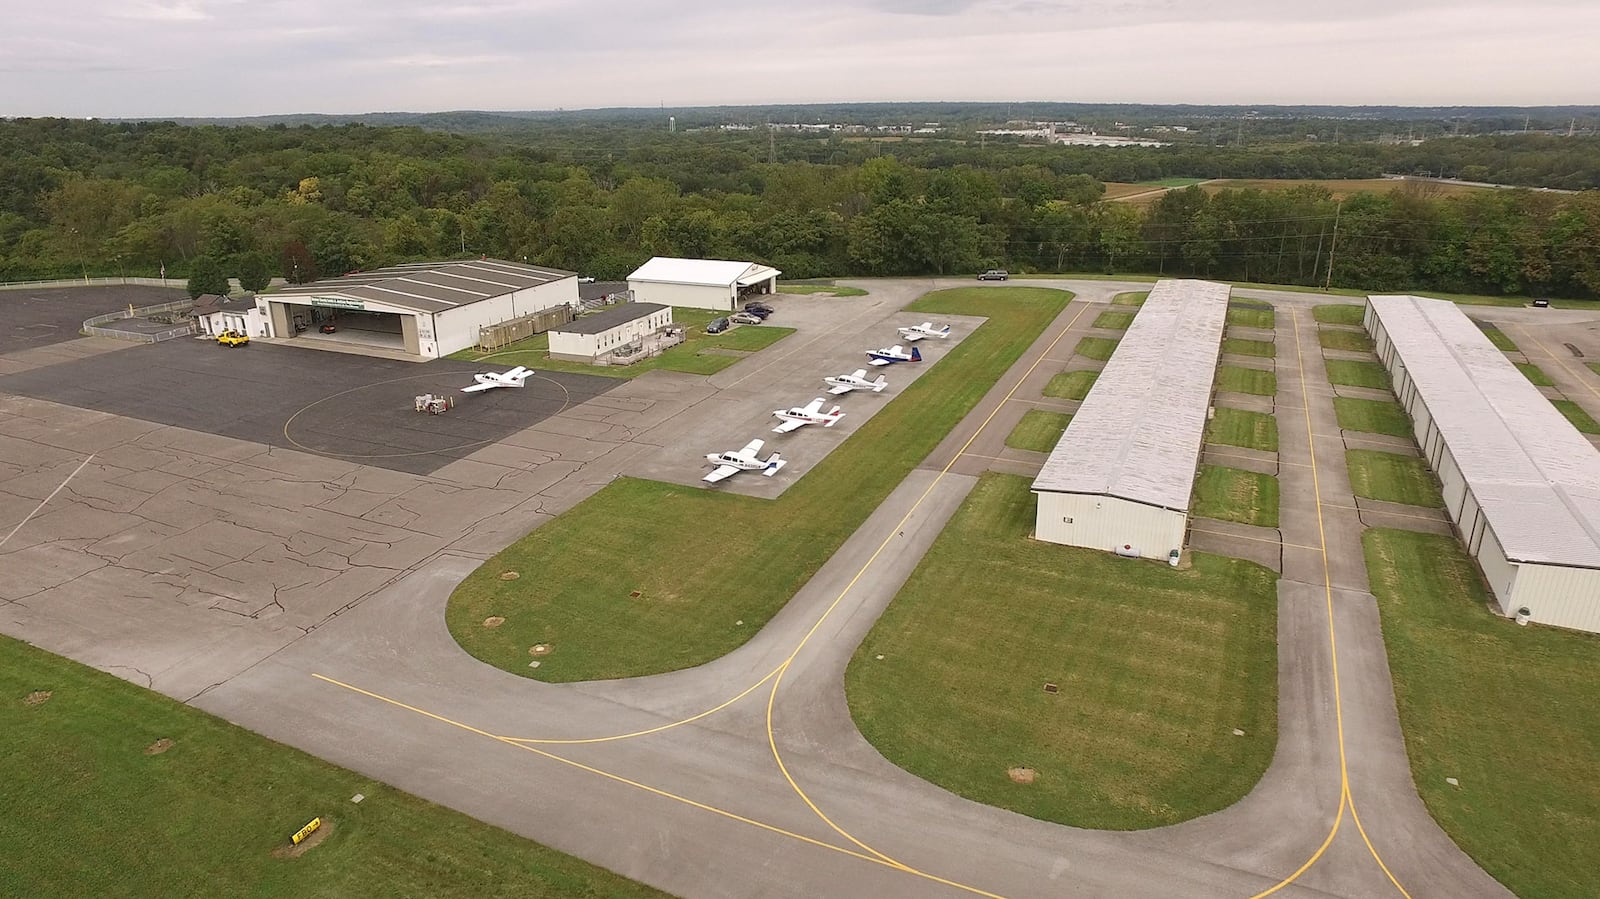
left=238, top=258, right=582, bottom=360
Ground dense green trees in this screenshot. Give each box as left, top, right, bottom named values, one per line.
left=0, top=117, right=1597, bottom=297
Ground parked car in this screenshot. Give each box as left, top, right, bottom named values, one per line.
left=742, top=308, right=772, bottom=320
left=320, top=322, right=338, bottom=334
left=977, top=269, right=1009, bottom=281
left=578, top=275, right=596, bottom=283
left=745, top=301, right=775, bottom=315
left=1532, top=298, right=1551, bottom=308
left=216, top=329, right=249, bottom=347
left=705, top=317, right=730, bottom=334
left=730, top=312, right=762, bottom=325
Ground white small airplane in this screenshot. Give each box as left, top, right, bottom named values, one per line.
left=461, top=365, right=534, bottom=393
left=867, top=345, right=922, bottom=366
left=772, top=398, right=845, bottom=434
left=824, top=369, right=888, bottom=395
left=704, top=439, right=786, bottom=483
left=898, top=321, right=951, bottom=341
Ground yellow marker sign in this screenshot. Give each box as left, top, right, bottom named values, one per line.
left=291, top=817, right=322, bottom=845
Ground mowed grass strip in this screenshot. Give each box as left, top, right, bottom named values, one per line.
left=778, top=284, right=868, bottom=296
left=1222, top=337, right=1275, bottom=358
left=1477, top=322, right=1519, bottom=352
left=1364, top=529, right=1600, bottom=899
left=1326, top=359, right=1391, bottom=389
left=1313, top=303, right=1366, bottom=325
left=447, top=287, right=1073, bottom=681
left=1514, top=362, right=1555, bottom=387
left=1215, top=364, right=1277, bottom=396
left=1318, top=328, right=1375, bottom=353
left=1552, top=399, right=1600, bottom=434
left=1005, top=409, right=1072, bottom=453
left=1044, top=369, right=1098, bottom=400
left=1191, top=465, right=1280, bottom=527
left=1346, top=449, right=1443, bottom=507
left=1334, top=396, right=1413, bottom=438
left=0, top=637, right=667, bottom=899
left=1207, top=407, right=1279, bottom=452
left=1075, top=336, right=1121, bottom=361
left=1092, top=310, right=1134, bottom=330
left=1226, top=306, right=1275, bottom=329
left=846, top=473, right=1278, bottom=830
left=1111, top=291, right=1148, bottom=307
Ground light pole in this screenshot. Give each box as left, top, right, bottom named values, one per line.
left=114, top=254, right=125, bottom=283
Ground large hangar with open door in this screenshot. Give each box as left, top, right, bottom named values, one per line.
left=258, top=258, right=580, bottom=359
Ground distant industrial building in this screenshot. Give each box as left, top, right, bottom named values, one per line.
left=1032, top=279, right=1231, bottom=560
left=548, top=302, right=672, bottom=362
left=1366, top=295, right=1600, bottom=633
left=627, top=257, right=780, bottom=312
left=260, top=258, right=578, bottom=359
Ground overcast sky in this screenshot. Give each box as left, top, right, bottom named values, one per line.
left=2, top=0, right=1596, bottom=117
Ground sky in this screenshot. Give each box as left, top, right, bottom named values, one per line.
left=2, top=0, right=1597, bottom=117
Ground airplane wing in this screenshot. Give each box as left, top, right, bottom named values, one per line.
left=505, top=366, right=532, bottom=378
left=703, top=465, right=740, bottom=483
left=772, top=418, right=808, bottom=434
left=740, top=439, right=765, bottom=456
left=828, top=384, right=853, bottom=395
left=801, top=398, right=824, bottom=415
left=868, top=358, right=893, bottom=366
left=850, top=369, right=868, bottom=378
left=460, top=382, right=497, bottom=393
left=899, top=330, right=925, bottom=341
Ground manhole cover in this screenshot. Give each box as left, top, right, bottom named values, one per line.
left=483, top=616, right=505, bottom=628
left=1043, top=683, right=1059, bottom=694
left=1008, top=767, right=1036, bottom=784
left=500, top=571, right=520, bottom=581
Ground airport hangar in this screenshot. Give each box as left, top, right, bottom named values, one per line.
left=1032, top=279, right=1231, bottom=562
left=245, top=258, right=581, bottom=360
left=1367, top=294, right=1600, bottom=633
left=628, top=256, right=781, bottom=312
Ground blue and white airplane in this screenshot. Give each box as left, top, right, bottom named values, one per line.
left=867, top=344, right=922, bottom=366
left=898, top=321, right=951, bottom=341
left=704, top=439, right=786, bottom=483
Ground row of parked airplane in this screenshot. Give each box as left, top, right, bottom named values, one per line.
left=702, top=321, right=950, bottom=484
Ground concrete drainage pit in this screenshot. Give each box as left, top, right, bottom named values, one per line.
left=529, top=644, right=552, bottom=656
left=1008, top=767, right=1036, bottom=785
left=500, top=571, right=520, bottom=581
left=1043, top=683, right=1059, bottom=694
left=483, top=616, right=505, bottom=629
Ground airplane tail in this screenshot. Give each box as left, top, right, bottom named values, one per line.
left=911, top=347, right=922, bottom=361
left=872, top=376, right=887, bottom=390
left=764, top=454, right=784, bottom=476
left=827, top=406, right=842, bottom=420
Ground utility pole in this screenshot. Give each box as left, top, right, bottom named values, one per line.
left=1324, top=201, right=1343, bottom=292
left=768, top=126, right=777, bottom=163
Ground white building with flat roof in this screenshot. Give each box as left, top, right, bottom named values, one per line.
left=548, top=303, right=672, bottom=361
left=1366, top=294, right=1600, bottom=633
left=627, top=257, right=780, bottom=312
left=1032, top=279, right=1231, bottom=560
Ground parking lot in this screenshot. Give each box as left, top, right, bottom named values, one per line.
left=0, top=284, right=187, bottom=355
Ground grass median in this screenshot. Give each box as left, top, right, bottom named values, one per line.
left=1005, top=409, right=1072, bottom=453
left=1216, top=364, right=1277, bottom=396
left=1515, top=362, right=1555, bottom=387
left=1207, top=407, right=1279, bottom=452
left=1334, top=396, right=1414, bottom=438
left=1227, top=306, right=1275, bottom=329
left=1318, top=328, right=1374, bottom=354
left=1075, top=336, right=1120, bottom=361
left=447, top=287, right=1073, bottom=682
left=1552, top=399, right=1600, bottom=434
left=0, top=637, right=665, bottom=899
left=1313, top=303, right=1366, bottom=325
left=1222, top=337, right=1275, bottom=358
left=1325, top=359, right=1390, bottom=389
left=1111, top=291, right=1148, bottom=307
left=1346, top=449, right=1443, bottom=507
left=1092, top=310, right=1134, bottom=330
left=1364, top=529, right=1600, bottom=899
left=1477, top=322, right=1518, bottom=352
left=1191, top=465, right=1280, bottom=527
left=846, top=473, right=1278, bottom=830
left=778, top=284, right=868, bottom=297
left=1044, top=369, right=1098, bottom=400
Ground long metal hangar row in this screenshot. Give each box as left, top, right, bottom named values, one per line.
left=1366, top=295, right=1600, bottom=633
left=1032, top=279, right=1232, bottom=561
left=259, top=258, right=580, bottom=359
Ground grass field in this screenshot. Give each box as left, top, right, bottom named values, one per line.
left=1203, top=178, right=1496, bottom=200
left=1476, top=322, right=1519, bottom=352
left=1222, top=337, right=1275, bottom=358
left=1313, top=304, right=1367, bottom=325
left=1005, top=409, right=1072, bottom=453
left=1318, top=328, right=1375, bottom=354
left=1334, top=397, right=1414, bottom=438
left=845, top=473, right=1278, bottom=831
left=1552, top=399, right=1600, bottom=434
left=1093, top=310, right=1135, bottom=330
left=454, top=310, right=794, bottom=379
left=1364, top=529, right=1600, bottom=899
left=1226, top=306, right=1275, bottom=329
left=1345, top=449, right=1444, bottom=507
left=1111, top=291, right=1149, bottom=306
left=1043, top=370, right=1099, bottom=401
left=1215, top=364, right=1277, bottom=396
left=1325, top=359, right=1391, bottom=389
left=447, top=287, right=1073, bottom=681
left=778, top=284, right=869, bottom=297
left=1207, top=407, right=1279, bottom=452
left=0, top=637, right=665, bottom=899
left=1191, top=466, right=1280, bottom=527
left=1515, top=362, right=1555, bottom=387
left=1075, top=336, right=1120, bottom=361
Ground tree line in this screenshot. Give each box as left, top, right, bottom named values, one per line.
left=1, top=117, right=1596, bottom=298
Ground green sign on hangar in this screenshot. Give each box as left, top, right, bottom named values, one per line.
left=309, top=296, right=366, bottom=310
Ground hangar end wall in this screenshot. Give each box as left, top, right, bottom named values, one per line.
left=1034, top=493, right=1186, bottom=561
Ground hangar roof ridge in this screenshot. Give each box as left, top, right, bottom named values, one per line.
left=270, top=258, right=576, bottom=315
left=628, top=256, right=782, bottom=288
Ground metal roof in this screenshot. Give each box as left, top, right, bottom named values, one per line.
left=1032, top=279, right=1231, bottom=511
left=628, top=257, right=781, bottom=288
left=271, top=258, right=575, bottom=315
left=552, top=303, right=668, bottom=335
left=1368, top=295, right=1600, bottom=567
